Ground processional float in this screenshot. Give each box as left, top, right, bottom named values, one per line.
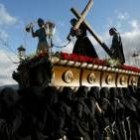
left=12, top=0, right=140, bottom=89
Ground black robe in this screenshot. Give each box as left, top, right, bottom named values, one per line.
left=72, top=23, right=98, bottom=58
left=110, top=33, right=125, bottom=64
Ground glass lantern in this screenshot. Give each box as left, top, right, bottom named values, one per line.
left=17, top=45, right=26, bottom=61
left=45, top=21, right=56, bottom=38
left=44, top=21, right=56, bottom=57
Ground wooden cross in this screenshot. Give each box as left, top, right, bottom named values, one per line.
left=71, top=7, right=112, bottom=57
left=73, top=0, right=93, bottom=30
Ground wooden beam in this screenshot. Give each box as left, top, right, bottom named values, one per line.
left=74, top=0, right=94, bottom=30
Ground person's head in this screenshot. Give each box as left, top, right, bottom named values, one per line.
left=37, top=18, right=44, bottom=27
left=100, top=87, right=110, bottom=99
left=109, top=27, right=117, bottom=36
left=70, top=18, right=77, bottom=26
left=76, top=86, right=89, bottom=98
left=88, top=86, right=100, bottom=100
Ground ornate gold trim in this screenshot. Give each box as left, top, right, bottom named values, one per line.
left=63, top=70, right=74, bottom=83
left=87, top=73, right=96, bottom=84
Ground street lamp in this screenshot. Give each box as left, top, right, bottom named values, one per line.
left=132, top=51, right=139, bottom=67
left=17, top=45, right=26, bottom=61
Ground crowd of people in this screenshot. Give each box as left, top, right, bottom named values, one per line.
left=0, top=85, right=140, bottom=140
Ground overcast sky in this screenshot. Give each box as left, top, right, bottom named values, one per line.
left=0, top=0, right=140, bottom=85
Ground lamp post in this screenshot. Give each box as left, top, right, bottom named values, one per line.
left=132, top=52, right=139, bottom=67
left=17, top=45, right=26, bottom=61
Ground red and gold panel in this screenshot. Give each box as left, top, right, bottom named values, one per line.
left=101, top=72, right=117, bottom=87
left=116, top=74, right=129, bottom=87
left=51, top=65, right=80, bottom=87
left=128, top=75, right=139, bottom=86
left=81, top=70, right=101, bottom=87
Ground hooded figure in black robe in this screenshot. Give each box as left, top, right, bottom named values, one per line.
left=42, top=86, right=59, bottom=140
left=16, top=86, right=48, bottom=140
left=87, top=87, right=102, bottom=140
left=99, top=87, right=114, bottom=140
left=109, top=27, right=125, bottom=64
left=109, top=87, right=125, bottom=140
left=68, top=86, right=92, bottom=140
left=67, top=18, right=98, bottom=58
left=57, top=87, right=74, bottom=140
left=121, top=88, right=140, bottom=140
left=0, top=87, right=20, bottom=140
left=99, top=88, right=114, bottom=127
